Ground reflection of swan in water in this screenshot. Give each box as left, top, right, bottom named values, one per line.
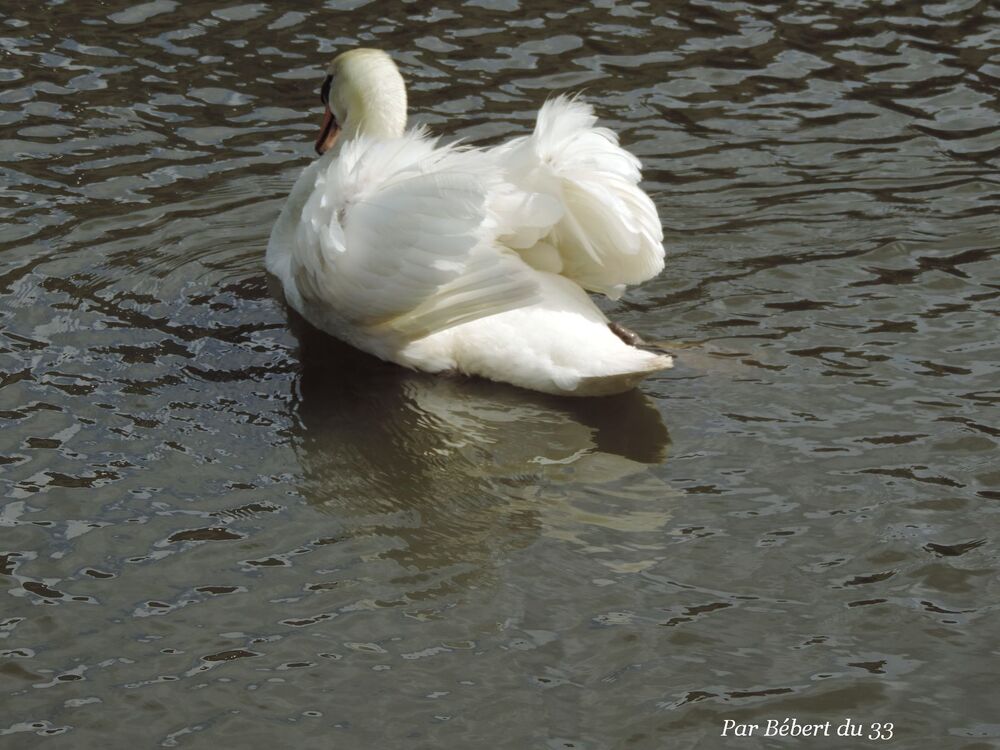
left=283, top=312, right=673, bottom=595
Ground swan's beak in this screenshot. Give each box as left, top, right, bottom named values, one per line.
left=315, top=106, right=340, bottom=155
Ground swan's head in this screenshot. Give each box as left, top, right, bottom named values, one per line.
left=315, top=48, right=407, bottom=155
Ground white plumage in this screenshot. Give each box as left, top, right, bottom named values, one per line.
left=268, top=48, right=671, bottom=396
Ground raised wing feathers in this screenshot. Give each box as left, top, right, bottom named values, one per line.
left=289, top=132, right=540, bottom=341
left=498, top=96, right=665, bottom=299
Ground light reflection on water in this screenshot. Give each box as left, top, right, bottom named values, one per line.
left=1, top=0, right=998, bottom=747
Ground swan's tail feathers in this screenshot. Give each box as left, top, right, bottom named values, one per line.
left=574, top=350, right=673, bottom=397
left=504, top=95, right=666, bottom=299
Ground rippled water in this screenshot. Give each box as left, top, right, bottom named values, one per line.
left=2, top=1, right=998, bottom=747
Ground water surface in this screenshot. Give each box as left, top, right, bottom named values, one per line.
left=2, top=1, right=999, bottom=748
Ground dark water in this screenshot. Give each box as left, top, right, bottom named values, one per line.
left=2, top=1, right=998, bottom=747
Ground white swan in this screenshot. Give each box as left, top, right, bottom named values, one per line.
left=268, top=48, right=671, bottom=396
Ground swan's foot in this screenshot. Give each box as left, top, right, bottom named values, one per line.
left=609, top=322, right=678, bottom=357
left=609, top=322, right=646, bottom=347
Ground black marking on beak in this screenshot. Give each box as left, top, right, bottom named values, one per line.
left=320, top=74, right=332, bottom=106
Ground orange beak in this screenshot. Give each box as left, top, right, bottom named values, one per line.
left=315, top=106, right=340, bottom=155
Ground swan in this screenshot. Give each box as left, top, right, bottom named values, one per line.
left=267, top=48, right=671, bottom=396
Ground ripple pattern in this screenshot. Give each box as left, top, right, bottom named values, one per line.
left=1, top=1, right=998, bottom=748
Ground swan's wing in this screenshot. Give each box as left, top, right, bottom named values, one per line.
left=288, top=132, right=540, bottom=341
left=498, top=96, right=665, bottom=299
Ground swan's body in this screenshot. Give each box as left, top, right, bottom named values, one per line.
left=268, top=49, right=671, bottom=396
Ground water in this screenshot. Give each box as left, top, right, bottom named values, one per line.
left=2, top=1, right=998, bottom=747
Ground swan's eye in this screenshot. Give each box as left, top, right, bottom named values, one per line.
left=320, top=75, right=333, bottom=106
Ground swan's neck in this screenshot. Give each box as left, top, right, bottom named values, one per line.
left=336, top=54, right=407, bottom=141
left=344, top=91, right=407, bottom=140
